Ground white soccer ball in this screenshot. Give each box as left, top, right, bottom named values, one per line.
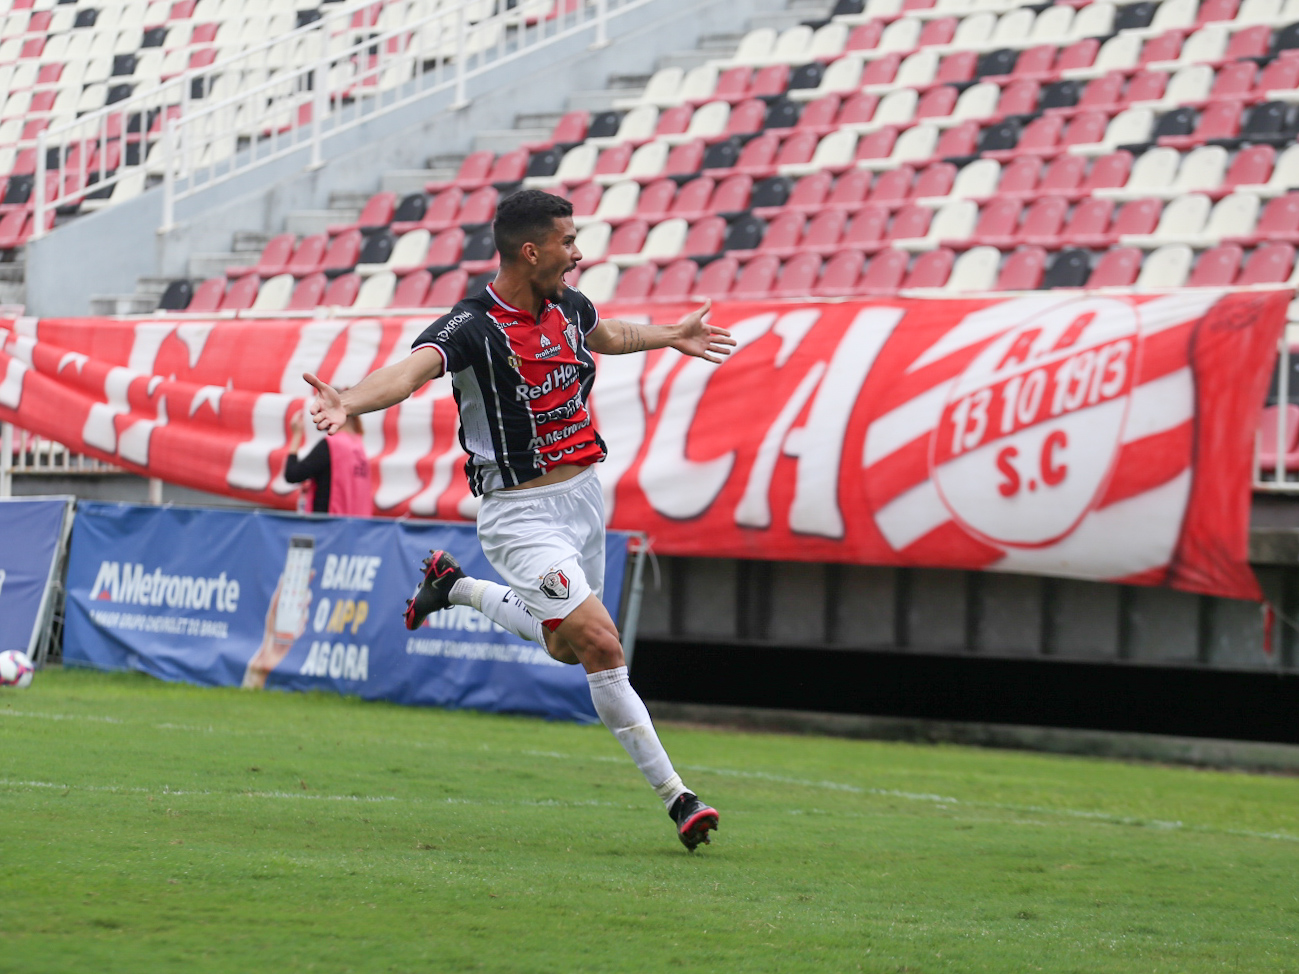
left=0, top=650, right=34, bottom=689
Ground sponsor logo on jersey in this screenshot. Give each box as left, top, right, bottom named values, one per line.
left=528, top=416, right=591, bottom=450
left=536, top=331, right=565, bottom=359
left=514, top=363, right=580, bottom=401
left=435, top=310, right=473, bottom=343
left=540, top=568, right=570, bottom=600
left=533, top=395, right=585, bottom=425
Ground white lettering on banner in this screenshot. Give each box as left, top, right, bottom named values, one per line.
left=189, top=385, right=225, bottom=417
left=590, top=348, right=647, bottom=523
left=90, top=561, right=242, bottom=611
left=405, top=636, right=562, bottom=667
left=82, top=366, right=137, bottom=455
left=931, top=299, right=1139, bottom=548
left=409, top=434, right=467, bottom=516
left=772, top=310, right=821, bottom=367
left=320, top=555, right=382, bottom=591
left=88, top=608, right=230, bottom=638
left=420, top=603, right=506, bottom=633
left=277, top=320, right=348, bottom=394
left=299, top=641, right=369, bottom=680
left=788, top=308, right=906, bottom=538
left=127, top=323, right=176, bottom=375
left=331, top=320, right=384, bottom=391
left=735, top=362, right=826, bottom=530
left=227, top=393, right=293, bottom=492
left=375, top=386, right=439, bottom=509
left=57, top=351, right=87, bottom=374
left=0, top=356, right=25, bottom=409
left=175, top=322, right=215, bottom=368
left=639, top=313, right=778, bottom=519
left=907, top=296, right=1067, bottom=374
left=118, top=395, right=168, bottom=467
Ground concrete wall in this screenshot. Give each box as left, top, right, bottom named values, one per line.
left=25, top=0, right=782, bottom=316
left=637, top=556, right=1290, bottom=674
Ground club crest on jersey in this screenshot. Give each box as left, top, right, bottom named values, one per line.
left=564, top=321, right=579, bottom=351
left=930, top=298, right=1141, bottom=549
left=540, top=568, right=570, bottom=600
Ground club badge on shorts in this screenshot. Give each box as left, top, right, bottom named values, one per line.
left=540, top=568, right=570, bottom=600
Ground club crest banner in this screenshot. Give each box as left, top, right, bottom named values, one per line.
left=1, top=288, right=1287, bottom=600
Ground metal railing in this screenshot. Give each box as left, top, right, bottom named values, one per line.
left=0, top=423, right=120, bottom=497
left=1255, top=334, right=1299, bottom=493
left=32, top=0, right=647, bottom=235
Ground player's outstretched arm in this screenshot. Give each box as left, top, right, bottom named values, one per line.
left=305, top=346, right=445, bottom=434
left=586, top=300, right=736, bottom=363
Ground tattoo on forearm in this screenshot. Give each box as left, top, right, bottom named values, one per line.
left=617, top=321, right=648, bottom=354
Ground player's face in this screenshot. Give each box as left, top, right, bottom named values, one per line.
left=534, top=216, right=581, bottom=302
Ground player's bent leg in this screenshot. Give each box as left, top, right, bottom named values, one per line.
left=557, top=596, right=719, bottom=851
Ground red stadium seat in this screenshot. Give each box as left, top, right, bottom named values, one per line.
left=1219, top=146, right=1274, bottom=197
left=996, top=247, right=1047, bottom=290
left=997, top=157, right=1042, bottom=199
left=426, top=269, right=468, bottom=307
left=1238, top=243, right=1295, bottom=285
left=742, top=211, right=804, bottom=260
left=1016, top=196, right=1069, bottom=246
left=392, top=271, right=432, bottom=308
left=1087, top=247, right=1142, bottom=287
left=1231, top=195, right=1299, bottom=246
left=798, top=96, right=842, bottom=137
left=731, top=255, right=780, bottom=299
left=228, top=233, right=295, bottom=278
left=568, top=182, right=604, bottom=221
left=970, top=198, right=1023, bottom=248
left=522, top=111, right=588, bottom=151
left=606, top=220, right=650, bottom=261
left=711, top=67, right=752, bottom=104
left=696, top=255, right=740, bottom=299
left=219, top=274, right=259, bottom=311
left=773, top=253, right=822, bottom=297
left=188, top=277, right=227, bottom=313
left=321, top=230, right=363, bottom=275
left=670, top=177, right=715, bottom=221
left=866, top=165, right=915, bottom=209
left=664, top=140, right=705, bottom=179
left=825, top=168, right=873, bottom=210
left=837, top=92, right=879, bottom=128
left=912, top=163, right=956, bottom=202
left=1081, top=152, right=1134, bottom=194
left=393, top=187, right=462, bottom=234
left=425, top=228, right=466, bottom=269
left=903, top=248, right=954, bottom=288
left=815, top=249, right=866, bottom=297
left=286, top=274, right=327, bottom=310
left=328, top=192, right=396, bottom=234
left=860, top=248, right=909, bottom=292
left=614, top=263, right=657, bottom=302
left=711, top=174, right=754, bottom=214
left=802, top=209, right=849, bottom=255
left=323, top=273, right=361, bottom=307
left=936, top=51, right=977, bottom=85
left=747, top=65, right=789, bottom=100
left=1054, top=196, right=1115, bottom=248
left=842, top=205, right=890, bottom=253
left=651, top=259, right=698, bottom=302
left=285, top=234, right=329, bottom=277
left=1187, top=244, right=1243, bottom=286
left=427, top=151, right=494, bottom=192
left=765, top=170, right=832, bottom=218
left=683, top=216, right=726, bottom=257
left=636, top=179, right=677, bottom=222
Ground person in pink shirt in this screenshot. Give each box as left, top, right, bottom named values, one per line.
left=285, top=410, right=372, bottom=516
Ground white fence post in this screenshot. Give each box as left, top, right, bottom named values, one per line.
left=33, top=131, right=48, bottom=242
left=161, top=111, right=177, bottom=232
left=148, top=477, right=164, bottom=505
left=310, top=48, right=330, bottom=170
left=593, top=0, right=610, bottom=48
left=0, top=422, right=11, bottom=497
left=1278, top=338, right=1290, bottom=486
left=453, top=1, right=468, bottom=108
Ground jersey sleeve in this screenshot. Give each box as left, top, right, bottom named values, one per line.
left=411, top=309, right=476, bottom=374
left=570, top=289, right=601, bottom=335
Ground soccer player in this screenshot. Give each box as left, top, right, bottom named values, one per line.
left=304, top=189, right=735, bottom=851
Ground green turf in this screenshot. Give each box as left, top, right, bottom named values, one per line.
left=2, top=668, right=1298, bottom=974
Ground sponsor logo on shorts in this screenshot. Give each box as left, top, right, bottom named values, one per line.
left=540, top=568, right=570, bottom=600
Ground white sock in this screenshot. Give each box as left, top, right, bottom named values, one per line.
left=451, top=577, right=547, bottom=645
left=587, top=666, right=689, bottom=809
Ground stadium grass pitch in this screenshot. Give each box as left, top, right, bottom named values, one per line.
left=2, top=669, right=1298, bottom=974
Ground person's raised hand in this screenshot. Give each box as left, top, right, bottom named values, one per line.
left=673, top=300, right=736, bottom=364
left=304, top=372, right=346, bottom=434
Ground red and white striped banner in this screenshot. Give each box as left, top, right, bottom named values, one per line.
left=1, top=289, right=1287, bottom=600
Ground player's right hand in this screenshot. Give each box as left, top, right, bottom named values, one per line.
left=304, top=372, right=347, bottom=434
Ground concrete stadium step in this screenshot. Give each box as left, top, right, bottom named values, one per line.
left=427, top=153, right=466, bottom=172
left=88, top=294, right=158, bottom=315
left=656, top=48, right=722, bottom=72
left=380, top=170, right=450, bottom=195
left=474, top=128, right=551, bottom=154
left=514, top=111, right=566, bottom=132
left=606, top=72, right=654, bottom=90
left=565, top=88, right=639, bottom=112
left=285, top=210, right=358, bottom=237
left=189, top=252, right=255, bottom=280
left=328, top=190, right=374, bottom=211
left=231, top=230, right=273, bottom=253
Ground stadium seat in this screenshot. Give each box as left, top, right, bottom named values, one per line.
left=392, top=271, right=432, bottom=308
left=323, top=273, right=361, bottom=307
left=286, top=274, right=327, bottom=311
left=996, top=246, right=1047, bottom=290
left=252, top=273, right=294, bottom=312
left=426, top=269, right=469, bottom=308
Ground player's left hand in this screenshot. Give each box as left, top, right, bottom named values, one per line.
left=304, top=372, right=347, bottom=434
left=674, top=300, right=735, bottom=364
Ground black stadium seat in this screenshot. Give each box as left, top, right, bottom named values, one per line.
left=358, top=231, right=394, bottom=266
left=158, top=280, right=194, bottom=312
left=586, top=111, right=621, bottom=140
left=750, top=176, right=792, bottom=211
left=1043, top=249, right=1090, bottom=289
left=1039, top=81, right=1080, bottom=112
left=1115, top=1, right=1157, bottom=31
left=787, top=63, right=824, bottom=91
left=393, top=194, right=426, bottom=224
left=462, top=227, right=497, bottom=263
left=764, top=97, right=802, bottom=130
left=723, top=213, right=764, bottom=252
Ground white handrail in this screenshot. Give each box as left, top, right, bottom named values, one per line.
left=32, top=0, right=649, bottom=236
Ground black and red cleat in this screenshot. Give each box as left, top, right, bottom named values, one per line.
left=669, top=792, right=719, bottom=852
left=403, top=550, right=465, bottom=631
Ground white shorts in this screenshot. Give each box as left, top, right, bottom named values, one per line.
left=476, top=465, right=606, bottom=632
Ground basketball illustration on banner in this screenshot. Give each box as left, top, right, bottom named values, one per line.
left=930, top=299, right=1141, bottom=549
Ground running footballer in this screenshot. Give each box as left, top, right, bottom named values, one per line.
left=305, top=190, right=735, bottom=851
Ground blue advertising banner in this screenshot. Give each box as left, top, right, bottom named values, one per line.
left=64, top=504, right=631, bottom=722
left=0, top=496, right=73, bottom=656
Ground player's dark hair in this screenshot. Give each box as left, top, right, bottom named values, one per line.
left=493, top=190, right=573, bottom=263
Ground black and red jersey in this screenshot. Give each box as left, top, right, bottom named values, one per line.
left=411, top=284, right=607, bottom=495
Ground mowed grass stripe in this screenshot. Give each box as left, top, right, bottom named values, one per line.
left=1, top=668, right=1297, bottom=974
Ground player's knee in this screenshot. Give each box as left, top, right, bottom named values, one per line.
left=563, top=616, right=624, bottom=669
left=543, top=631, right=581, bottom=666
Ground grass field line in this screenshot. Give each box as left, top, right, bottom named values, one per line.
left=0, top=708, right=125, bottom=724
left=524, top=749, right=1299, bottom=844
